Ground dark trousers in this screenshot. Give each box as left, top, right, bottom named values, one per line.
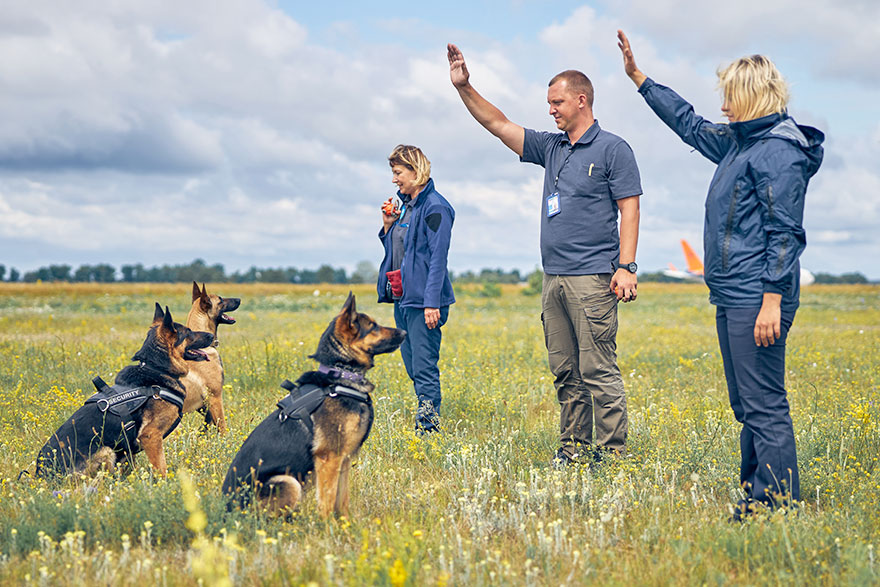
left=716, top=305, right=799, bottom=505
left=394, top=302, right=449, bottom=430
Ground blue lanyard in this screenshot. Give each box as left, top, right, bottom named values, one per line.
left=395, top=201, right=411, bottom=228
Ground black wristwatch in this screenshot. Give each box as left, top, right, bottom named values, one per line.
left=616, top=261, right=638, bottom=274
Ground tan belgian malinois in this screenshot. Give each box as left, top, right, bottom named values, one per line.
left=181, top=282, right=240, bottom=433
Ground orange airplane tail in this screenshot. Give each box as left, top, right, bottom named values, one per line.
left=681, top=240, right=704, bottom=275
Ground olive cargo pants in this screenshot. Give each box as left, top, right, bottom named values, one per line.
left=542, top=273, right=627, bottom=456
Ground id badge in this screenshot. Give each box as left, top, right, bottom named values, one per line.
left=547, top=192, right=561, bottom=218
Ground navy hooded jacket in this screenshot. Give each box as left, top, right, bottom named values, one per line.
left=377, top=178, right=456, bottom=309
left=638, top=77, right=824, bottom=309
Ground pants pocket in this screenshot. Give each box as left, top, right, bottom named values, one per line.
left=582, top=294, right=618, bottom=343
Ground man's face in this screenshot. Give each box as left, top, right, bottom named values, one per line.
left=547, top=81, right=584, bottom=133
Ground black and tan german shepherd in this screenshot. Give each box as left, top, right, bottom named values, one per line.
left=34, top=304, right=214, bottom=479
left=222, top=293, right=405, bottom=518
left=181, top=282, right=240, bottom=433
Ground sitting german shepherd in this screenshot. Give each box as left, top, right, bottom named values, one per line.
left=222, top=293, right=405, bottom=518
left=35, top=304, right=214, bottom=479
left=181, top=282, right=240, bottom=433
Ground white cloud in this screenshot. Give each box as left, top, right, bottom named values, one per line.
left=0, top=0, right=877, bottom=278
left=600, top=0, right=880, bottom=86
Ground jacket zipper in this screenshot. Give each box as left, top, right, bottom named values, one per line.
left=722, top=184, right=739, bottom=272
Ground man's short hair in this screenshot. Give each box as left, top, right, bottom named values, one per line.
left=388, top=144, right=431, bottom=186
left=717, top=55, right=789, bottom=122
left=549, top=70, right=594, bottom=107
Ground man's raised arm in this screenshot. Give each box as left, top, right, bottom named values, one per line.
left=447, top=43, right=524, bottom=157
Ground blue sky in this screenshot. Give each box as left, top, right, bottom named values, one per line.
left=1, top=0, right=878, bottom=278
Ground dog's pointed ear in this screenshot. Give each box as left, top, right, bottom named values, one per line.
left=343, top=291, right=356, bottom=313
left=162, top=306, right=175, bottom=333
left=152, top=302, right=164, bottom=324
left=191, top=281, right=200, bottom=302
left=199, top=283, right=211, bottom=311
left=341, top=292, right=357, bottom=324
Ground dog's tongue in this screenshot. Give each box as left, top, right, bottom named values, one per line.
left=222, top=314, right=235, bottom=323
left=192, top=348, right=209, bottom=360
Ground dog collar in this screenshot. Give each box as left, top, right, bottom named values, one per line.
left=317, top=364, right=366, bottom=385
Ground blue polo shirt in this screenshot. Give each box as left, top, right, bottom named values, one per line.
left=521, top=121, right=642, bottom=275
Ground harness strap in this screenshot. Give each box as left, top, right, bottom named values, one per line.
left=276, top=381, right=371, bottom=434
left=86, top=378, right=187, bottom=445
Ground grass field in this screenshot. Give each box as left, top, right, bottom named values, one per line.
left=0, top=282, right=878, bottom=585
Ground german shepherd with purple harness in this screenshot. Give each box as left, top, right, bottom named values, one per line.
left=222, top=293, right=405, bottom=517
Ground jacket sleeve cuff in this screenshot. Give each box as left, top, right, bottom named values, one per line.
left=423, top=293, right=440, bottom=308
left=637, top=77, right=655, bottom=95
left=762, top=282, right=786, bottom=295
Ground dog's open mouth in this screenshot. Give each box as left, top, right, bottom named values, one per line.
left=219, top=314, right=236, bottom=324
left=185, top=348, right=210, bottom=361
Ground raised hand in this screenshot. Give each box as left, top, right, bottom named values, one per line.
left=616, top=30, right=647, bottom=88
left=447, top=43, right=470, bottom=89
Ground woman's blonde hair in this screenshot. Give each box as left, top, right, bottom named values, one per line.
left=388, top=144, right=431, bottom=186
left=717, top=55, right=789, bottom=122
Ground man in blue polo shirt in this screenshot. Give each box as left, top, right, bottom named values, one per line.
left=448, top=43, right=642, bottom=466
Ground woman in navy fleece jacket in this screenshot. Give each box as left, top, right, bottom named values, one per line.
left=378, top=144, right=455, bottom=433
left=617, top=30, right=824, bottom=520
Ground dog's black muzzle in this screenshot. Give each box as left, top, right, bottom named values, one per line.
left=371, top=328, right=406, bottom=355
left=184, top=330, right=215, bottom=361
left=219, top=298, right=241, bottom=324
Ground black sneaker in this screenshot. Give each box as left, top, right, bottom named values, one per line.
left=552, top=448, right=574, bottom=469
left=415, top=425, right=439, bottom=437
left=728, top=499, right=760, bottom=523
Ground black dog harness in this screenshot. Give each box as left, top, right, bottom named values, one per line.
left=87, top=376, right=187, bottom=448
left=276, top=379, right=371, bottom=434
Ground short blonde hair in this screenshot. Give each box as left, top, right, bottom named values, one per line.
left=388, top=144, right=431, bottom=186
left=717, top=55, right=789, bottom=122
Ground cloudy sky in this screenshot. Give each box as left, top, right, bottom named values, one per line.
left=1, top=0, right=878, bottom=278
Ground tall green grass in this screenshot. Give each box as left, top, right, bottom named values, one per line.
left=0, top=282, right=877, bottom=585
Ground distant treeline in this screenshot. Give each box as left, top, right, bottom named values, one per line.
left=0, top=260, right=353, bottom=284
left=0, top=261, right=872, bottom=285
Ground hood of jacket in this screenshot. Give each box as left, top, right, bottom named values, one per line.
left=730, top=113, right=824, bottom=177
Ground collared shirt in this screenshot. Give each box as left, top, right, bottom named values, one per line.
left=521, top=121, right=642, bottom=275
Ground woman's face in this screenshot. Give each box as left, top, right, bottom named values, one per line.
left=391, top=164, right=422, bottom=196
left=721, top=97, right=738, bottom=123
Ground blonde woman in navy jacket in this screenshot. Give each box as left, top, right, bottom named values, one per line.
left=618, top=31, right=823, bottom=520
left=378, top=145, right=455, bottom=433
